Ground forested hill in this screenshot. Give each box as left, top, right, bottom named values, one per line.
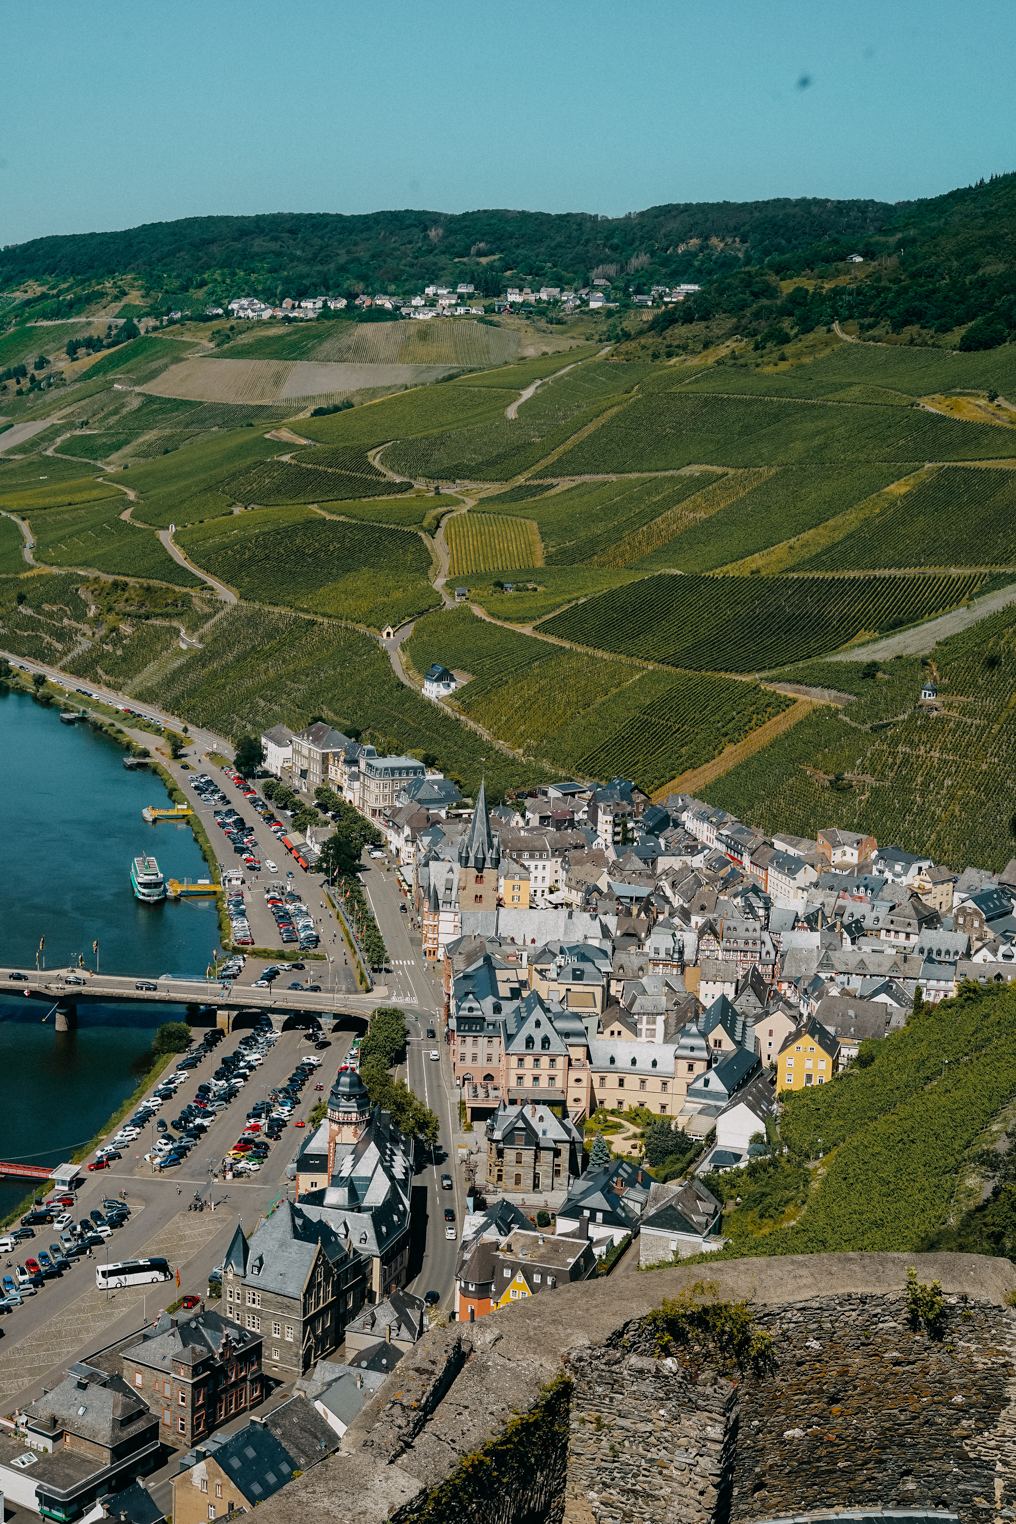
left=0, top=197, right=896, bottom=297
left=656, top=171, right=1016, bottom=350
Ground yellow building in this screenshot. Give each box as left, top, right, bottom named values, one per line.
left=499, top=857, right=530, bottom=910
left=778, top=1017, right=840, bottom=1092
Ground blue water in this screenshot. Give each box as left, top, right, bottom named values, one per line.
left=0, top=687, right=221, bottom=1215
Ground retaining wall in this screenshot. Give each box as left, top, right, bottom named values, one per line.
left=254, top=1253, right=1016, bottom=1524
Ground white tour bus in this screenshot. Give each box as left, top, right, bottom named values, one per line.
left=96, top=1257, right=172, bottom=1290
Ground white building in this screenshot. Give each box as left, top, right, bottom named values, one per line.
left=261, top=723, right=295, bottom=778
left=423, top=663, right=457, bottom=701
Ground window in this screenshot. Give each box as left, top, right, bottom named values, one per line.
left=517, top=1058, right=524, bottom=1069
left=208, top=1508, right=216, bottom=1521
left=285, top=1326, right=294, bottom=1341
left=639, top=1080, right=646, bottom=1091
left=786, top=1058, right=794, bottom=1068
left=514, top=1172, right=522, bottom=1186
left=532, top=1058, right=540, bottom=1069
left=246, top=1289, right=260, bottom=1306
left=200, top=1480, right=208, bottom=1494
left=273, top=1322, right=281, bottom=1337
left=179, top=1417, right=186, bottom=1433
left=818, top=1059, right=827, bottom=1069
left=617, top=1077, right=624, bottom=1088
left=216, top=1484, right=223, bottom=1499
left=503, top=1267, right=511, bottom=1279
left=273, top=1348, right=280, bottom=1360
left=534, top=1273, right=542, bottom=1284
left=163, top=1381, right=171, bottom=1398
left=661, top=1081, right=668, bottom=1094
left=599, top=1077, right=606, bottom=1088
left=179, top=1390, right=187, bottom=1405
left=515, top=1150, right=523, bottom=1164
left=134, top=1371, right=143, bottom=1388
left=687, top=1063, right=695, bottom=1073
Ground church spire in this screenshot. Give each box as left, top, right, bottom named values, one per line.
left=459, top=775, right=499, bottom=871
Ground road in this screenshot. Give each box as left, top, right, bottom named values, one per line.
left=158, top=527, right=237, bottom=603
left=354, top=854, right=465, bottom=1308
left=0, top=968, right=376, bottom=1021
left=833, top=579, right=1016, bottom=661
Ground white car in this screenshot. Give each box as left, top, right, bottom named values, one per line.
left=0, top=1236, right=18, bottom=1254
left=93, top=1224, right=113, bottom=1239
left=429, top=1050, right=440, bottom=1061
left=265, top=859, right=278, bottom=874
left=445, top=1226, right=457, bottom=1239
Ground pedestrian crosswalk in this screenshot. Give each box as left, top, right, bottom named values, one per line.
left=391, top=959, right=416, bottom=966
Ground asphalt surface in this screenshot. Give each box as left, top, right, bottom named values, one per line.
left=0, top=1024, right=348, bottom=1414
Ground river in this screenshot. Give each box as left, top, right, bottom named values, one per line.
left=0, top=686, right=220, bottom=1217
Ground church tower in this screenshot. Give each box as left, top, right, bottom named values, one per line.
left=457, top=776, right=501, bottom=915
left=326, top=1065, right=373, bottom=1178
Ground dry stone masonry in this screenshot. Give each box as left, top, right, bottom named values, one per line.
left=253, top=1254, right=1016, bottom=1524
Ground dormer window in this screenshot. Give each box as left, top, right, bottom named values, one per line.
left=525, top=1035, right=534, bottom=1050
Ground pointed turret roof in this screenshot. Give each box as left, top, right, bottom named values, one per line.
left=223, top=1221, right=249, bottom=1276
left=458, top=775, right=500, bottom=871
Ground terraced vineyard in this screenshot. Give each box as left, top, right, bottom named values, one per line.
left=446, top=514, right=543, bottom=575
left=0, top=514, right=27, bottom=575
left=28, top=499, right=200, bottom=585
left=803, top=465, right=1016, bottom=571
left=635, top=463, right=911, bottom=572
left=541, top=570, right=987, bottom=671
left=405, top=607, right=791, bottom=788
left=478, top=474, right=722, bottom=566
left=223, top=458, right=411, bottom=505
left=0, top=475, right=122, bottom=513
left=177, top=505, right=438, bottom=627
left=542, top=389, right=1016, bottom=475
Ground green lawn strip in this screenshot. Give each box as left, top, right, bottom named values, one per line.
left=465, top=566, right=645, bottom=624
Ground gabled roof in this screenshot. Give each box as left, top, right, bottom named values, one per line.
left=641, top=1178, right=722, bottom=1239
left=180, top=1419, right=296, bottom=1503
left=244, top=1201, right=355, bottom=1300
left=223, top=1221, right=249, bottom=1277
left=778, top=1014, right=841, bottom=1058
left=263, top=1394, right=339, bottom=1471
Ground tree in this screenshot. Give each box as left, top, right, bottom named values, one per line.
left=360, top=1006, right=407, bottom=1068
left=359, top=1056, right=438, bottom=1146
left=959, top=313, right=1007, bottom=351
left=167, top=731, right=187, bottom=760
left=643, top=1118, right=694, bottom=1169
left=588, top=1132, right=611, bottom=1169
left=233, top=733, right=264, bottom=779
left=292, top=805, right=321, bottom=833
left=152, top=1021, right=192, bottom=1055
left=31, top=672, right=46, bottom=692
left=0, top=658, right=12, bottom=683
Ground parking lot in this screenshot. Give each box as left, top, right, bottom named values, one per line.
left=0, top=1023, right=351, bottom=1410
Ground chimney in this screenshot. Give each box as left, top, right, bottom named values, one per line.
left=356, top=1373, right=362, bottom=1390
left=385, top=1323, right=391, bottom=1344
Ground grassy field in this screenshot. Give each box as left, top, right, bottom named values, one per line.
left=543, top=389, right=1016, bottom=475
left=541, top=569, right=988, bottom=671
left=81, top=335, right=204, bottom=383
left=28, top=499, right=201, bottom=585
left=126, top=430, right=281, bottom=528
left=456, top=346, right=601, bottom=387
left=0, top=515, right=27, bottom=575
left=177, top=505, right=438, bottom=628
left=405, top=606, right=792, bottom=788
left=446, top=513, right=543, bottom=575
left=220, top=317, right=521, bottom=369
left=683, top=339, right=1016, bottom=402
left=464, top=566, right=646, bottom=624
left=0, top=474, right=122, bottom=512
left=318, top=496, right=434, bottom=527
left=802, top=465, right=1016, bottom=570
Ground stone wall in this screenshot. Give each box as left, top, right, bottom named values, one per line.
left=254, top=1253, right=1016, bottom=1524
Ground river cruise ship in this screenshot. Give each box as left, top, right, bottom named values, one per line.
left=131, top=855, right=165, bottom=902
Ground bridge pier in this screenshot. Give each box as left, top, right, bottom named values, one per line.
left=54, top=1001, right=77, bottom=1032
left=217, top=1008, right=232, bottom=1034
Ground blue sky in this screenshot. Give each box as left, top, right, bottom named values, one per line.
left=4, top=0, right=1015, bottom=245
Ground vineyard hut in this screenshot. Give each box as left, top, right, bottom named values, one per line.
left=920, top=679, right=938, bottom=702
left=455, top=586, right=468, bottom=602
left=423, top=664, right=457, bottom=701
left=381, top=625, right=396, bottom=640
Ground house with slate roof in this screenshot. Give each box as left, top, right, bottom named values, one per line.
left=422, top=663, right=457, bottom=700
left=120, top=1309, right=262, bottom=1450
left=484, top=1100, right=584, bottom=1198
left=778, top=1015, right=841, bottom=1092
left=171, top=1417, right=297, bottom=1524
left=677, top=1045, right=762, bottom=1136
left=555, top=1158, right=654, bottom=1253
left=638, top=1178, right=724, bottom=1265
left=221, top=1201, right=367, bottom=1382
left=20, top=1363, right=161, bottom=1521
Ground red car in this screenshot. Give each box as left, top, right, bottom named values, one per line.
left=25, top=1259, right=41, bottom=1275
left=181, top=1294, right=200, bottom=1310
left=49, top=1195, right=75, bottom=1207
left=88, top=1159, right=111, bottom=1171
left=294, top=1119, right=305, bottom=1127
left=232, top=1140, right=253, bottom=1152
